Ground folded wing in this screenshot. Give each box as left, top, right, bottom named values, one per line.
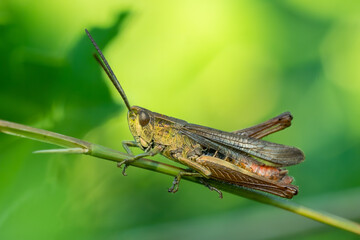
left=181, top=123, right=304, bottom=167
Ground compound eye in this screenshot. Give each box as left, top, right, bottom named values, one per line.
left=139, top=110, right=150, bottom=126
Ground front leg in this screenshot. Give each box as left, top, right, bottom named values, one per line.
left=119, top=140, right=162, bottom=175
left=122, top=140, right=139, bottom=155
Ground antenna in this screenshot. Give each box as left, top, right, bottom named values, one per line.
left=85, top=29, right=131, bottom=111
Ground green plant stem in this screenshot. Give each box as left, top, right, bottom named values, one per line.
left=0, top=119, right=359, bottom=235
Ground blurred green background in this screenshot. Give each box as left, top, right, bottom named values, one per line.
left=1, top=0, right=360, bottom=239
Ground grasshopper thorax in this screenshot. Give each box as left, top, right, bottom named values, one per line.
left=128, top=106, right=154, bottom=150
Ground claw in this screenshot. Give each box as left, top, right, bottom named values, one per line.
left=168, top=176, right=179, bottom=193
left=122, top=164, right=129, bottom=176
left=117, top=159, right=133, bottom=176
left=208, top=185, right=223, bottom=199
left=200, top=179, right=223, bottom=198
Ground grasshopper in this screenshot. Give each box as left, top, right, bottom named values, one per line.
left=85, top=30, right=305, bottom=199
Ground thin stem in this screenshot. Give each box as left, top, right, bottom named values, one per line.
left=0, top=119, right=359, bottom=235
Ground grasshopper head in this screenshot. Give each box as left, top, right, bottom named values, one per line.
left=128, top=106, right=154, bottom=150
